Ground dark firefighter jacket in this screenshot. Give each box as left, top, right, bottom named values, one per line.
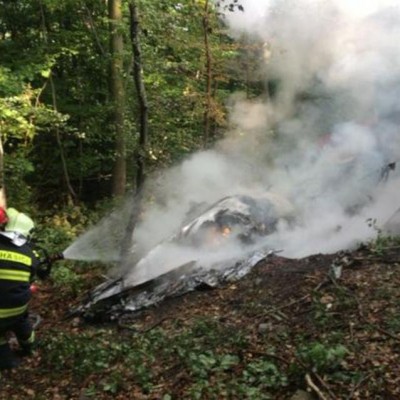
left=0, top=234, right=40, bottom=321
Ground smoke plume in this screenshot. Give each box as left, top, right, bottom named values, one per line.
left=217, top=0, right=400, bottom=257
left=66, top=0, right=400, bottom=283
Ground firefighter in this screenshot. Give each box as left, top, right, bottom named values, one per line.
left=0, top=208, right=42, bottom=370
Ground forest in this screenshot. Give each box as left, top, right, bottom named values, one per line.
left=0, top=0, right=255, bottom=209
left=1, top=0, right=400, bottom=399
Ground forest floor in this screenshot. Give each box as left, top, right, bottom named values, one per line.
left=1, top=237, right=400, bottom=399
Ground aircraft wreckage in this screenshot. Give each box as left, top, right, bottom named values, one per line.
left=76, top=193, right=295, bottom=321
left=75, top=134, right=399, bottom=321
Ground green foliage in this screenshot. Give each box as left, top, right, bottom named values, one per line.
left=186, top=354, right=287, bottom=399
left=0, top=66, right=24, bottom=95
left=0, top=0, right=112, bottom=205
left=170, top=317, right=249, bottom=353
left=42, top=329, right=155, bottom=384
left=30, top=204, right=107, bottom=290
left=50, top=265, right=82, bottom=292
left=187, top=351, right=240, bottom=378
left=40, top=328, right=163, bottom=397
left=386, top=315, right=400, bottom=333
left=0, top=0, right=261, bottom=204
left=34, top=205, right=91, bottom=252
left=311, top=290, right=337, bottom=328
left=368, top=232, right=400, bottom=256
left=0, top=66, right=73, bottom=208
left=161, top=318, right=287, bottom=398
left=243, top=359, right=288, bottom=389
left=297, top=342, right=348, bottom=373
left=4, top=150, right=34, bottom=208
left=38, top=317, right=289, bottom=398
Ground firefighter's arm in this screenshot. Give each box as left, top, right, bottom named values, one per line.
left=33, top=248, right=64, bottom=280
left=36, top=259, right=52, bottom=280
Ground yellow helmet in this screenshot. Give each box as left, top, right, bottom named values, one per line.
left=5, top=208, right=35, bottom=237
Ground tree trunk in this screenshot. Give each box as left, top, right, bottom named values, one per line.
left=49, top=75, right=78, bottom=202
left=109, top=0, right=126, bottom=196
left=119, top=2, right=149, bottom=267
left=0, top=137, right=7, bottom=208
left=129, top=2, right=148, bottom=193
left=202, top=0, right=213, bottom=145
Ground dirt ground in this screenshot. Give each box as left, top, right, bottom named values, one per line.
left=1, top=243, right=400, bottom=399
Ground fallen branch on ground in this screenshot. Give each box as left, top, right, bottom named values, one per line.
left=305, top=373, right=330, bottom=400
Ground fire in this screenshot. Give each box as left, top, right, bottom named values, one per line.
left=202, top=225, right=232, bottom=247
left=221, top=227, right=231, bottom=237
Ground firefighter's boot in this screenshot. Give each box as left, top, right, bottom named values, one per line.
left=0, top=343, right=21, bottom=370
left=17, top=331, right=35, bottom=357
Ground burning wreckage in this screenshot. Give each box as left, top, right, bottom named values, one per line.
left=77, top=193, right=295, bottom=321
left=76, top=140, right=399, bottom=321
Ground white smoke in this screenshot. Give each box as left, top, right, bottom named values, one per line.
left=67, top=0, right=400, bottom=283
left=214, top=0, right=400, bottom=257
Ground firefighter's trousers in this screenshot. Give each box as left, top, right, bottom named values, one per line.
left=0, top=312, right=34, bottom=369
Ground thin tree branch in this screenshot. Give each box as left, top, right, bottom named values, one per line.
left=39, top=0, right=77, bottom=201
left=345, top=373, right=373, bottom=400
left=82, top=1, right=106, bottom=57
left=306, top=373, right=330, bottom=400
left=48, top=76, right=77, bottom=200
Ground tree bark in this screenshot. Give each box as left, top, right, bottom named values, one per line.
left=129, top=2, right=148, bottom=193
left=109, top=0, right=126, bottom=196
left=49, top=75, right=78, bottom=202
left=119, top=2, right=149, bottom=267
left=202, top=0, right=213, bottom=145
left=0, top=137, right=7, bottom=208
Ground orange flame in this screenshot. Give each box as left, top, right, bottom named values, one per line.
left=221, top=227, right=231, bottom=237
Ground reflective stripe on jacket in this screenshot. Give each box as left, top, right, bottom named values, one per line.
left=0, top=236, right=40, bottom=319
left=0, top=304, right=28, bottom=319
